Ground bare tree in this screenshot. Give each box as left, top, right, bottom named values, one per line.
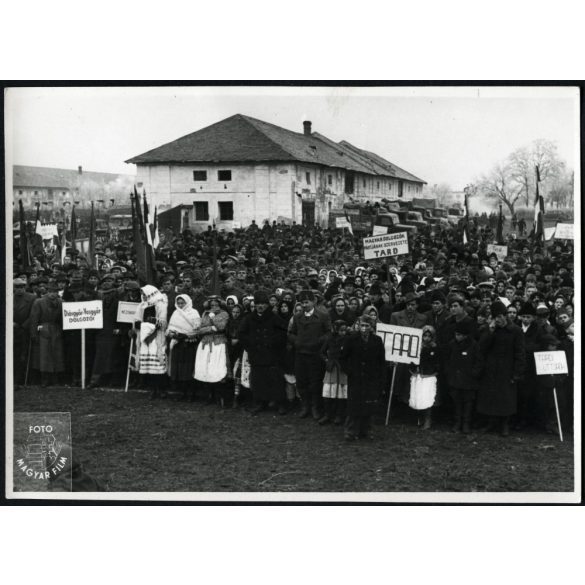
left=508, top=146, right=532, bottom=206
left=429, top=182, right=453, bottom=205
left=477, top=162, right=523, bottom=215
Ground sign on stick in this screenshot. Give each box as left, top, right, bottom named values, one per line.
left=36, top=223, right=59, bottom=240
left=554, top=223, right=573, bottom=239
left=62, top=300, right=103, bottom=330
left=363, top=231, right=409, bottom=260
left=534, top=351, right=569, bottom=376
left=372, top=225, right=388, bottom=235
left=544, top=227, right=557, bottom=241
left=336, top=217, right=352, bottom=229
left=117, top=301, right=139, bottom=324
left=487, top=244, right=508, bottom=260
left=376, top=323, right=423, bottom=365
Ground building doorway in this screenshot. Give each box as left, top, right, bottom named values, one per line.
left=302, top=200, right=315, bottom=226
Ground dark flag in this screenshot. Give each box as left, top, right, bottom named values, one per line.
left=463, top=193, right=470, bottom=245
left=533, top=165, right=545, bottom=243
left=135, top=185, right=145, bottom=239
left=19, top=200, right=30, bottom=270
left=131, top=191, right=155, bottom=285
left=89, top=202, right=96, bottom=268
left=496, top=204, right=504, bottom=244
left=70, top=205, right=77, bottom=252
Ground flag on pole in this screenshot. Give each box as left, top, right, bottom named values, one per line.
left=134, top=185, right=145, bottom=238
left=60, top=224, right=67, bottom=264
left=70, top=205, right=77, bottom=252
left=496, top=204, right=504, bottom=244
left=152, top=206, right=160, bottom=249
left=344, top=210, right=354, bottom=236
left=34, top=202, right=41, bottom=235
left=131, top=190, right=155, bottom=285
left=89, top=202, right=96, bottom=268
left=533, top=165, right=545, bottom=244
left=463, top=193, right=470, bottom=245
left=18, top=200, right=30, bottom=270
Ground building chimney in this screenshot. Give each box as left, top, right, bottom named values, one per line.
left=78, top=165, right=82, bottom=174
left=303, top=121, right=312, bottom=136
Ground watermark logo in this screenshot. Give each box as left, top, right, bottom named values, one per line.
left=13, top=413, right=71, bottom=492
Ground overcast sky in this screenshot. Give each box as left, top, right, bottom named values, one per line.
left=5, top=86, right=579, bottom=190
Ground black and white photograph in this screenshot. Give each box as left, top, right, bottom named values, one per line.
left=4, top=84, right=580, bottom=502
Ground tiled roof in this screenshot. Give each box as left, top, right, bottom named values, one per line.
left=126, top=114, right=425, bottom=183
left=13, top=165, right=132, bottom=189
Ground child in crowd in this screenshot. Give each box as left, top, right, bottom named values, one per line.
left=446, top=320, right=483, bottom=433
left=319, top=320, right=349, bottom=425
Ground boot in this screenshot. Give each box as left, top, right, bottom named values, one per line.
left=452, top=399, right=463, bottom=432
left=462, top=400, right=473, bottom=434
left=422, top=409, right=432, bottom=430
left=41, top=373, right=49, bottom=388
left=500, top=417, right=510, bottom=437
left=318, top=399, right=332, bottom=425
left=451, top=417, right=462, bottom=433
left=298, top=399, right=310, bottom=418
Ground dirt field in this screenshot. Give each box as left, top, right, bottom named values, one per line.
left=12, top=385, right=574, bottom=494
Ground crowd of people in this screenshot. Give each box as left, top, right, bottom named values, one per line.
left=13, top=212, right=576, bottom=441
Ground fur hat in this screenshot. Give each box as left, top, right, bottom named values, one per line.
left=518, top=302, right=536, bottom=316
left=490, top=301, right=507, bottom=317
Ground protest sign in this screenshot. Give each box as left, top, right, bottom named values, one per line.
left=376, top=323, right=423, bottom=365
left=62, top=300, right=103, bottom=330
left=363, top=231, right=409, bottom=260
left=554, top=223, right=573, bottom=239
left=487, top=244, right=508, bottom=260
left=336, top=217, right=352, bottom=229
left=372, top=224, right=388, bottom=235
left=36, top=223, right=59, bottom=240
left=117, top=301, right=139, bottom=324
left=544, top=227, right=557, bottom=241
left=534, top=351, right=569, bottom=376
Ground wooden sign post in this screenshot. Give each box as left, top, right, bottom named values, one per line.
left=62, top=300, right=103, bottom=389
left=117, top=301, right=140, bottom=392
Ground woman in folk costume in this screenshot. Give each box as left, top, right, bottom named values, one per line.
left=194, top=295, right=230, bottom=405
left=134, top=285, right=168, bottom=399
left=166, top=294, right=200, bottom=401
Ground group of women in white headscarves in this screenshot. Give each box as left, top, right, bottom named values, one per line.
left=133, top=285, right=229, bottom=399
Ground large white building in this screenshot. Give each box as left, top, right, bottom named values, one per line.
left=125, top=114, right=426, bottom=231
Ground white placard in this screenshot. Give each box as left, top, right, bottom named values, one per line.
left=554, top=223, right=574, bottom=239
left=363, top=231, right=409, bottom=260
left=232, top=221, right=242, bottom=229
left=36, top=223, right=59, bottom=240
left=117, top=301, right=140, bottom=324
left=372, top=224, right=388, bottom=235
left=544, top=227, right=557, bottom=241
left=487, top=244, right=508, bottom=260
left=336, top=217, right=351, bottom=229
left=534, top=351, right=569, bottom=375
left=62, top=300, right=103, bottom=330
left=376, top=323, right=423, bottom=364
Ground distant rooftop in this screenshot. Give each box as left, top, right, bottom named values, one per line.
left=13, top=165, right=134, bottom=189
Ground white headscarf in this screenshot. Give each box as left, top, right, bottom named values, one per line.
left=135, top=285, right=168, bottom=326
left=167, top=294, right=201, bottom=336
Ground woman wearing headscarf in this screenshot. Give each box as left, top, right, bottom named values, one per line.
left=329, top=296, right=357, bottom=328
left=194, top=295, right=230, bottom=405
left=227, top=303, right=246, bottom=405
left=408, top=324, right=440, bottom=429
left=166, top=294, right=200, bottom=400
left=134, top=285, right=168, bottom=399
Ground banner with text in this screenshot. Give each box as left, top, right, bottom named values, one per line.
left=487, top=244, right=508, bottom=260
left=336, top=217, right=352, bottom=229
left=117, top=301, right=140, bottom=324
left=376, top=323, right=423, bottom=365
left=62, top=300, right=103, bottom=330
left=372, top=225, right=388, bottom=235
left=554, top=223, right=574, bottom=239
left=363, top=231, right=409, bottom=260
left=534, top=351, right=569, bottom=376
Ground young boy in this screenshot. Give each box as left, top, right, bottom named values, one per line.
left=446, top=320, right=483, bottom=433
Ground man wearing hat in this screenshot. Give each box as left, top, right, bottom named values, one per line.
left=239, top=290, right=288, bottom=415
left=13, top=278, right=37, bottom=386
left=29, top=281, right=66, bottom=387
left=289, top=289, right=332, bottom=419
left=476, top=301, right=526, bottom=436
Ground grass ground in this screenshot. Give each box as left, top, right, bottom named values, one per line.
left=13, top=385, right=574, bottom=494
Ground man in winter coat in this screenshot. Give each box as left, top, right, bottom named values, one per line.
left=340, top=315, right=386, bottom=441
left=288, top=289, right=331, bottom=419
left=29, top=281, right=65, bottom=387
left=239, top=290, right=288, bottom=414
left=476, top=301, right=526, bottom=436
left=13, top=278, right=37, bottom=386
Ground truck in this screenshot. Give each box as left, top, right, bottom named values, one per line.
left=329, top=202, right=416, bottom=234
left=447, top=206, right=464, bottom=225
left=414, top=206, right=450, bottom=227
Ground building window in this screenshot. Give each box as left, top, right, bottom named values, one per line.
left=194, top=201, right=209, bottom=221
left=363, top=179, right=366, bottom=188
left=137, top=182, right=143, bottom=188
left=389, top=183, right=392, bottom=191
left=218, top=201, right=234, bottom=221
left=34, top=191, right=39, bottom=195
left=18, top=190, right=23, bottom=195
left=305, top=172, right=311, bottom=185
left=328, top=174, right=332, bottom=186
left=193, top=170, right=207, bottom=181
left=218, top=170, right=232, bottom=181
left=377, top=181, right=380, bottom=190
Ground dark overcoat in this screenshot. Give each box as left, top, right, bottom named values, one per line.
left=29, top=295, right=65, bottom=373
left=340, top=332, right=386, bottom=416
left=91, top=290, right=124, bottom=377
left=239, top=310, right=287, bottom=401
left=476, top=323, right=526, bottom=416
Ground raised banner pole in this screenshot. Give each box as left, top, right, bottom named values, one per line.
left=124, top=337, right=134, bottom=393
left=81, top=329, right=86, bottom=389
left=385, top=364, right=397, bottom=426
left=553, top=387, right=564, bottom=442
